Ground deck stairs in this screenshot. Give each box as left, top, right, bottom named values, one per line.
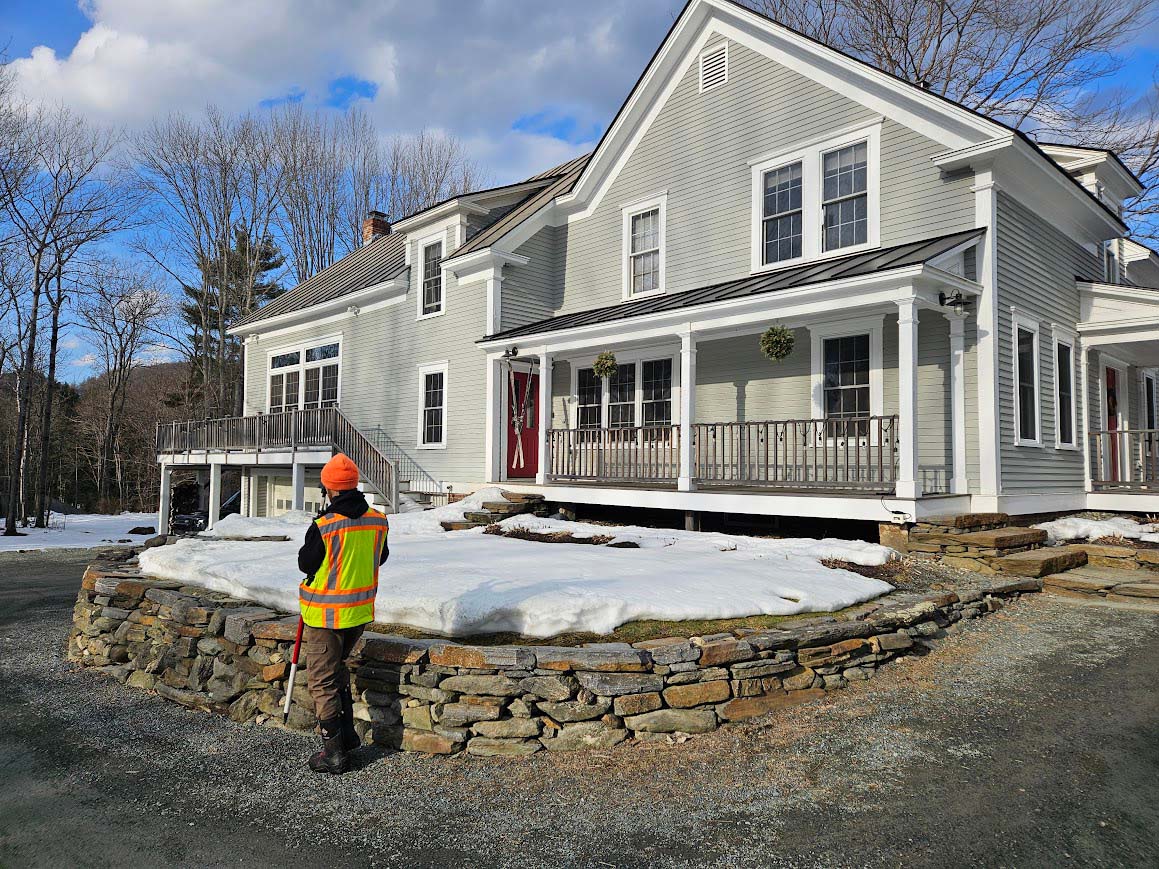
left=908, top=513, right=1088, bottom=577
left=439, top=492, right=549, bottom=532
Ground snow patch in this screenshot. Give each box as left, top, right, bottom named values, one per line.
left=1033, top=515, right=1159, bottom=544
left=0, top=512, right=156, bottom=552
left=139, top=506, right=895, bottom=638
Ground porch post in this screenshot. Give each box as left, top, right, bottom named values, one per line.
left=678, top=329, right=697, bottom=491
left=157, top=462, right=172, bottom=535
left=947, top=312, right=968, bottom=494
left=536, top=351, right=552, bottom=485
left=207, top=462, right=222, bottom=530
left=291, top=461, right=306, bottom=511
left=484, top=354, right=502, bottom=483
left=896, top=298, right=922, bottom=499
left=239, top=472, right=250, bottom=518
left=1080, top=341, right=1092, bottom=492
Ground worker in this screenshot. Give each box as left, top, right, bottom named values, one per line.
left=297, top=453, right=389, bottom=774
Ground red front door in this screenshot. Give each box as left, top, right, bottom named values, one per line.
left=506, top=370, right=539, bottom=478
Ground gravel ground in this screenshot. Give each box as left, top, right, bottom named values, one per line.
left=1, top=550, right=1158, bottom=868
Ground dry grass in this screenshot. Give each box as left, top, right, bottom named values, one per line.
left=1091, top=534, right=1159, bottom=550
left=481, top=524, right=633, bottom=547
left=821, top=557, right=909, bottom=581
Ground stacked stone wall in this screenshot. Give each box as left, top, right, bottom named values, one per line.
left=71, top=547, right=1043, bottom=757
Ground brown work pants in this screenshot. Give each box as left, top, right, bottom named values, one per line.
left=304, top=624, right=365, bottom=722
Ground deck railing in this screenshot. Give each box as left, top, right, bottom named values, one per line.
left=693, top=416, right=899, bottom=491
left=547, top=426, right=680, bottom=483
left=156, top=408, right=398, bottom=510
left=1090, top=429, right=1159, bottom=491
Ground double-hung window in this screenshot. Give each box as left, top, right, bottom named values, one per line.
left=762, top=163, right=803, bottom=264
left=1013, top=314, right=1041, bottom=445
left=642, top=359, right=673, bottom=428
left=1054, top=334, right=1076, bottom=448
left=574, top=357, right=675, bottom=434
left=303, top=342, right=340, bottom=410
left=823, top=334, right=870, bottom=436
left=608, top=364, right=636, bottom=428
left=418, top=362, right=448, bottom=448
left=267, top=341, right=340, bottom=414
left=821, top=142, right=868, bottom=251
left=622, top=195, right=666, bottom=299
left=421, top=241, right=444, bottom=316
left=751, top=123, right=879, bottom=271
left=577, top=368, right=603, bottom=430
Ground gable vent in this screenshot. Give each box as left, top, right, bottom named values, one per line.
left=699, top=42, right=728, bottom=93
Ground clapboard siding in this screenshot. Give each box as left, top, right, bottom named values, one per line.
left=503, top=226, right=561, bottom=330
left=550, top=40, right=974, bottom=317
left=995, top=193, right=1100, bottom=492
left=243, top=224, right=490, bottom=486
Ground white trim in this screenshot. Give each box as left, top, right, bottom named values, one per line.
left=230, top=276, right=408, bottom=337
left=567, top=349, right=680, bottom=430
left=1051, top=324, right=1078, bottom=450
left=946, top=312, right=969, bottom=494
left=621, top=193, right=667, bottom=300
left=1011, top=308, right=1042, bottom=447
left=808, top=315, right=884, bottom=419
left=416, top=231, right=447, bottom=321
left=750, top=122, right=881, bottom=273
left=417, top=360, right=450, bottom=450
left=265, top=335, right=342, bottom=414
left=698, top=40, right=729, bottom=92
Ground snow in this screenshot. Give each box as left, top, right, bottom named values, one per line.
left=139, top=498, right=896, bottom=638
left=201, top=511, right=315, bottom=540
left=1033, top=515, right=1159, bottom=545
left=0, top=512, right=156, bottom=552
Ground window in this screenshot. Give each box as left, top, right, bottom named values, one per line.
left=642, top=359, right=673, bottom=427
left=267, top=342, right=339, bottom=413
left=762, top=163, right=803, bottom=264
left=1055, top=340, right=1075, bottom=447
left=577, top=368, right=602, bottom=429
left=823, top=335, right=870, bottom=419
left=750, top=123, right=880, bottom=271
left=421, top=241, right=443, bottom=316
left=418, top=363, right=448, bottom=448
left=1013, top=316, right=1040, bottom=445
left=608, top=364, right=636, bottom=428
left=573, top=357, right=675, bottom=432
left=622, top=195, right=666, bottom=299
left=1147, top=374, right=1156, bottom=430
left=699, top=42, right=728, bottom=92
left=822, top=142, right=868, bottom=252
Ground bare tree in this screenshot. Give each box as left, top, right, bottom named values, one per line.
left=746, top=0, right=1159, bottom=236
left=0, top=105, right=125, bottom=533
left=76, top=259, right=168, bottom=507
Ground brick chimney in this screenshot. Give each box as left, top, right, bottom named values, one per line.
left=362, top=210, right=390, bottom=245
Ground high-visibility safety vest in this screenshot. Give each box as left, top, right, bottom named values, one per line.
left=298, top=509, right=389, bottom=629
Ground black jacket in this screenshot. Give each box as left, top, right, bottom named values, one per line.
left=297, top=489, right=389, bottom=580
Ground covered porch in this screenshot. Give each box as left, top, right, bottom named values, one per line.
left=1079, top=281, right=1159, bottom=509
left=480, top=231, right=982, bottom=521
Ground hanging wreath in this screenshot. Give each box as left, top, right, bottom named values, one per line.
left=592, top=350, right=618, bottom=379
left=759, top=325, right=795, bottom=363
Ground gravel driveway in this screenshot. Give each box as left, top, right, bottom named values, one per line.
left=1, top=551, right=1157, bottom=868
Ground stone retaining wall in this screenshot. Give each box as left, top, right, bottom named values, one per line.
left=70, top=548, right=1042, bottom=757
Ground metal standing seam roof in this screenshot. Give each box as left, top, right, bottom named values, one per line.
left=481, top=227, right=985, bottom=342
left=234, top=232, right=408, bottom=329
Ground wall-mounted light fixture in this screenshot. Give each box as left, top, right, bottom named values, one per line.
left=938, top=290, right=966, bottom=317
left=502, top=345, right=519, bottom=360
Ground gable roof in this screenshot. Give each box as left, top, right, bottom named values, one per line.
left=482, top=227, right=983, bottom=342
left=233, top=232, right=407, bottom=330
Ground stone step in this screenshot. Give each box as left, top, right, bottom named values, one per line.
left=439, top=521, right=477, bottom=532
left=992, top=547, right=1087, bottom=578
left=915, top=512, right=1010, bottom=531
left=954, top=527, right=1048, bottom=550
left=481, top=501, right=529, bottom=515
left=500, top=492, right=545, bottom=503
left=1110, top=582, right=1159, bottom=600
left=463, top=511, right=503, bottom=525
left=1042, top=570, right=1123, bottom=593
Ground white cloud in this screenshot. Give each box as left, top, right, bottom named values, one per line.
left=10, top=0, right=683, bottom=181
left=70, top=352, right=97, bottom=368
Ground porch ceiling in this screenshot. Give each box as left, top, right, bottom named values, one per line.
left=481, top=228, right=984, bottom=343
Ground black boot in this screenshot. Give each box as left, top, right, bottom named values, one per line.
left=308, top=718, right=349, bottom=774
left=338, top=681, right=361, bottom=752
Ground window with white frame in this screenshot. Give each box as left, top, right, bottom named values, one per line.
left=1054, top=334, right=1076, bottom=448
left=822, top=334, right=870, bottom=420
left=417, top=363, right=448, bottom=448
left=762, top=162, right=803, bottom=264
left=622, top=196, right=665, bottom=298
left=1013, top=314, right=1040, bottom=445
left=574, top=357, right=675, bottom=432
left=751, top=123, right=880, bottom=271
left=1146, top=372, right=1157, bottom=430
left=821, top=142, right=868, bottom=251
left=268, top=341, right=340, bottom=414
left=421, top=240, right=444, bottom=316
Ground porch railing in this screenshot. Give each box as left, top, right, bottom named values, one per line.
left=156, top=408, right=398, bottom=511
left=546, top=416, right=899, bottom=492
left=1089, top=429, right=1159, bottom=491
left=693, top=416, right=899, bottom=491
left=547, top=426, right=680, bottom=483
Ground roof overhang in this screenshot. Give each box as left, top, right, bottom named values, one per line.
left=1077, top=280, right=1159, bottom=361
left=480, top=263, right=979, bottom=352
left=1038, top=143, right=1144, bottom=199
left=228, top=273, right=409, bottom=338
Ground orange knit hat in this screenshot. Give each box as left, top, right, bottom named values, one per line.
left=320, top=454, right=360, bottom=491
